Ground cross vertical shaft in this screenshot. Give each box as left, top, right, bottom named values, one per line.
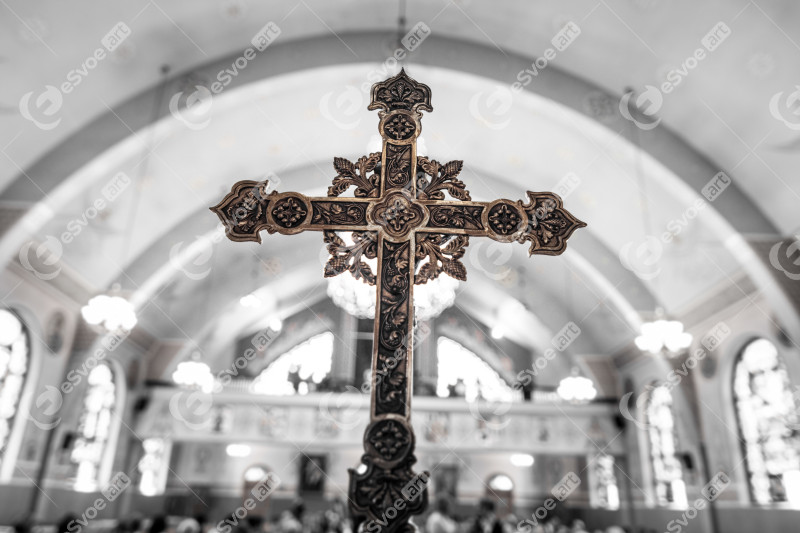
left=347, top=71, right=433, bottom=533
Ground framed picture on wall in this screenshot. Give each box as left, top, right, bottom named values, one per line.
left=300, top=454, right=326, bottom=494
left=433, top=464, right=459, bottom=499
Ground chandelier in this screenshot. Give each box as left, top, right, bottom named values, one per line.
left=327, top=271, right=458, bottom=321
left=635, top=317, right=692, bottom=357
left=81, top=294, right=137, bottom=332
left=172, top=353, right=215, bottom=393
left=557, top=369, right=597, bottom=403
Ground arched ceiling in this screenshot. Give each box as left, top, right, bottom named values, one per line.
left=2, top=0, right=799, bottom=372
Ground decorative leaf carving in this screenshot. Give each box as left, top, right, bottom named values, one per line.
left=328, top=153, right=381, bottom=198
left=416, top=157, right=470, bottom=201
left=386, top=144, right=412, bottom=189
left=311, top=201, right=368, bottom=226
left=323, top=230, right=378, bottom=284
left=426, top=205, right=484, bottom=230
left=375, top=240, right=412, bottom=417
left=443, top=260, right=467, bottom=280
left=414, top=234, right=469, bottom=284
left=334, top=156, right=355, bottom=176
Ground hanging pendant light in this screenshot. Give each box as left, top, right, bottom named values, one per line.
left=635, top=309, right=692, bottom=357
left=557, top=368, right=597, bottom=403
left=326, top=235, right=459, bottom=322
left=327, top=272, right=458, bottom=320
left=172, top=351, right=215, bottom=393
left=80, top=69, right=173, bottom=335
left=624, top=93, right=692, bottom=360
left=81, top=286, right=137, bottom=332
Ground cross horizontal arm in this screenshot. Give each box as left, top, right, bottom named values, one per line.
left=418, top=191, right=586, bottom=256
left=209, top=180, right=373, bottom=242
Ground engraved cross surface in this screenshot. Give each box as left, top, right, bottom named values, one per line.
left=211, top=69, right=586, bottom=533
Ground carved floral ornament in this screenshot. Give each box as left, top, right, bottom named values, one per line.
left=369, top=191, right=426, bottom=239
left=210, top=69, right=585, bottom=533
left=383, top=113, right=417, bottom=141
left=271, top=195, right=308, bottom=229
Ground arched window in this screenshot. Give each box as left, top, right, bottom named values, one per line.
left=251, top=332, right=334, bottom=395
left=436, top=337, right=513, bottom=402
left=242, top=464, right=276, bottom=499
left=590, top=454, right=620, bottom=510
left=0, top=309, right=30, bottom=476
left=71, top=362, right=120, bottom=492
left=644, top=384, right=687, bottom=507
left=485, top=473, right=514, bottom=517
left=138, top=438, right=171, bottom=496
left=733, top=338, right=800, bottom=504
left=487, top=473, right=514, bottom=492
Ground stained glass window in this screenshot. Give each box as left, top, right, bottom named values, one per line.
left=71, top=363, right=118, bottom=492
left=590, top=454, right=620, bottom=509
left=138, top=438, right=171, bottom=496
left=0, top=309, right=29, bottom=472
left=251, top=332, right=334, bottom=395
left=733, top=338, right=800, bottom=505
left=644, top=384, right=687, bottom=507
left=436, top=337, right=514, bottom=402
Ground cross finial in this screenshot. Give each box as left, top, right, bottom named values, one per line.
left=368, top=68, right=433, bottom=114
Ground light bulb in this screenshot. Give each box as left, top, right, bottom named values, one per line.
left=240, top=294, right=262, bottom=308
left=0, top=310, right=22, bottom=345
left=491, top=325, right=504, bottom=340
left=510, top=453, right=534, bottom=467
left=226, top=444, right=251, bottom=457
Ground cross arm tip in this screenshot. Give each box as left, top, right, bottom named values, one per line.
left=209, top=180, right=275, bottom=243
left=508, top=191, right=587, bottom=256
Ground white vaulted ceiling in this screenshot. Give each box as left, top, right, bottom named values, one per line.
left=1, top=0, right=798, bottom=374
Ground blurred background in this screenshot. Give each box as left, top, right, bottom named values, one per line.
left=0, top=1, right=799, bottom=533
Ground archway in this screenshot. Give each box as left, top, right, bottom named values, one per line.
left=242, top=463, right=276, bottom=518
left=485, top=473, right=514, bottom=517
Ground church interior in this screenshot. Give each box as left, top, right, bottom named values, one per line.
left=1, top=1, right=799, bottom=533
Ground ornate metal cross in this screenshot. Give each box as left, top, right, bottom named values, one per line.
left=211, top=70, right=585, bottom=533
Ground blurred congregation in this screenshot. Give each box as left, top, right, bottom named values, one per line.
left=7, top=497, right=630, bottom=533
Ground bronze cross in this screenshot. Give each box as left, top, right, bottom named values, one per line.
left=211, top=70, right=585, bottom=533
